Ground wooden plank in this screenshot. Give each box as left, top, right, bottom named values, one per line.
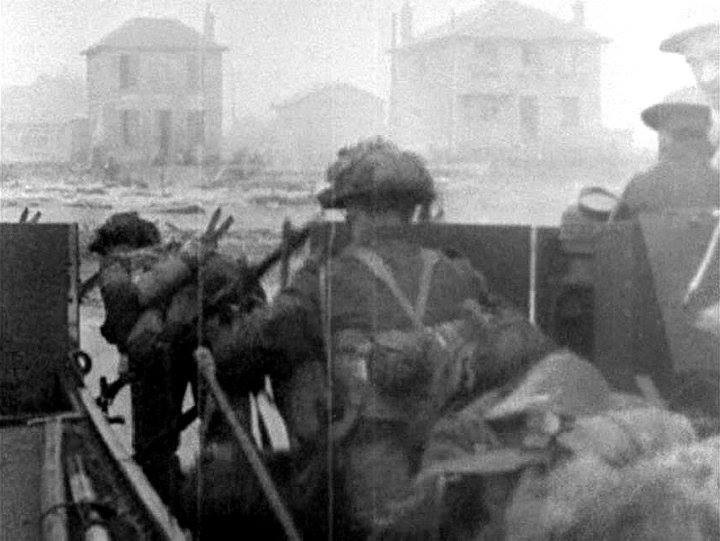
left=75, top=387, right=186, bottom=540
left=0, top=425, right=44, bottom=540
left=40, top=418, right=68, bottom=541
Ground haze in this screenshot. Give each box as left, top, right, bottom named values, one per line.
left=1, top=0, right=718, bottom=147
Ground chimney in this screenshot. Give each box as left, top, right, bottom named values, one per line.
left=204, top=4, right=215, bottom=41
left=400, top=2, right=413, bottom=45
left=572, top=1, right=585, bottom=26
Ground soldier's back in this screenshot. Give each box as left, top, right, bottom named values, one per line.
left=621, top=157, right=718, bottom=218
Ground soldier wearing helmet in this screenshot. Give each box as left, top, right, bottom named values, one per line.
left=613, top=99, right=718, bottom=220
left=660, top=21, right=720, bottom=168
left=205, top=137, right=490, bottom=537
left=661, top=22, right=719, bottom=114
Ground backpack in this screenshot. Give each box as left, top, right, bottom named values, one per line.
left=323, top=246, right=476, bottom=422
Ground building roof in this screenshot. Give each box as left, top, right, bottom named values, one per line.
left=81, top=17, right=226, bottom=56
left=273, top=83, right=383, bottom=111
left=399, top=0, right=609, bottom=51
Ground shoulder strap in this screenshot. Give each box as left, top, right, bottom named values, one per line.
left=348, top=246, right=439, bottom=329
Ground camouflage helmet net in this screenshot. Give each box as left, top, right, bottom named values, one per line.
left=318, top=136, right=435, bottom=210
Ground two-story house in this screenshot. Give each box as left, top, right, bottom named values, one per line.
left=82, top=11, right=226, bottom=164
left=389, top=1, right=610, bottom=156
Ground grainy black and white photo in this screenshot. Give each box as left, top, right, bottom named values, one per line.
left=1, top=0, right=718, bottom=539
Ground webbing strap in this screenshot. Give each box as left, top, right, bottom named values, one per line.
left=416, top=249, right=439, bottom=322
left=349, top=247, right=439, bottom=329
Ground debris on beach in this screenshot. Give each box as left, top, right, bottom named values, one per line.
left=149, top=203, right=206, bottom=215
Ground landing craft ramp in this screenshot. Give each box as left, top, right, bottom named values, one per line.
left=0, top=223, right=184, bottom=540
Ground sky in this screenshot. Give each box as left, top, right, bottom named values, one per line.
left=1, top=0, right=718, bottom=147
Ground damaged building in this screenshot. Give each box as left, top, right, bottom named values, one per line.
left=82, top=10, right=226, bottom=165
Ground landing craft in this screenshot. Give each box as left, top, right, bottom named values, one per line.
left=1, top=195, right=718, bottom=539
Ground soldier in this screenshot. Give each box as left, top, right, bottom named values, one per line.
left=90, top=211, right=249, bottom=516
left=660, top=22, right=720, bottom=340
left=205, top=137, right=490, bottom=537
left=661, top=22, right=719, bottom=114
left=613, top=100, right=718, bottom=220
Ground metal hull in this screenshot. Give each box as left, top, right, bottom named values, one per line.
left=1, top=223, right=185, bottom=540
left=2, top=213, right=716, bottom=540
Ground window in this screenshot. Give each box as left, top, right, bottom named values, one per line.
left=22, top=128, right=50, bottom=148
left=187, top=53, right=200, bottom=90
left=119, top=54, right=137, bottom=89
left=520, top=96, right=539, bottom=137
left=121, top=110, right=140, bottom=147
left=187, top=111, right=205, bottom=145
left=474, top=43, right=498, bottom=71
left=462, top=94, right=509, bottom=122
left=569, top=45, right=582, bottom=73
left=560, top=97, right=580, bottom=128
left=521, top=44, right=542, bottom=69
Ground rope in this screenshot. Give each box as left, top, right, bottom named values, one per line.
left=194, top=347, right=302, bottom=541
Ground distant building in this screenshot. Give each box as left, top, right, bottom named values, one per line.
left=81, top=9, right=226, bottom=165
left=389, top=0, right=610, bottom=156
left=1, top=75, right=88, bottom=163
left=270, top=83, right=386, bottom=169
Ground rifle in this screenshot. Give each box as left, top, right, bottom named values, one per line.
left=207, top=222, right=311, bottom=308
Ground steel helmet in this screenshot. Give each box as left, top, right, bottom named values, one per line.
left=660, top=22, right=719, bottom=55
left=318, top=137, right=435, bottom=210
left=641, top=100, right=713, bottom=136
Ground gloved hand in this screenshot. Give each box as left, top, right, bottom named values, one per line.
left=179, top=208, right=234, bottom=270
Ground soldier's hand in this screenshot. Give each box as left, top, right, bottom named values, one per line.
left=180, top=207, right=234, bottom=266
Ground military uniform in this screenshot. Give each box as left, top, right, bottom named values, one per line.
left=212, top=226, right=488, bottom=538
left=209, top=138, right=490, bottom=537
left=614, top=102, right=718, bottom=220
left=92, top=213, right=249, bottom=512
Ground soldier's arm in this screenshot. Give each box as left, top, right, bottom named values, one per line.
left=208, top=257, right=324, bottom=389
left=98, top=257, right=142, bottom=349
